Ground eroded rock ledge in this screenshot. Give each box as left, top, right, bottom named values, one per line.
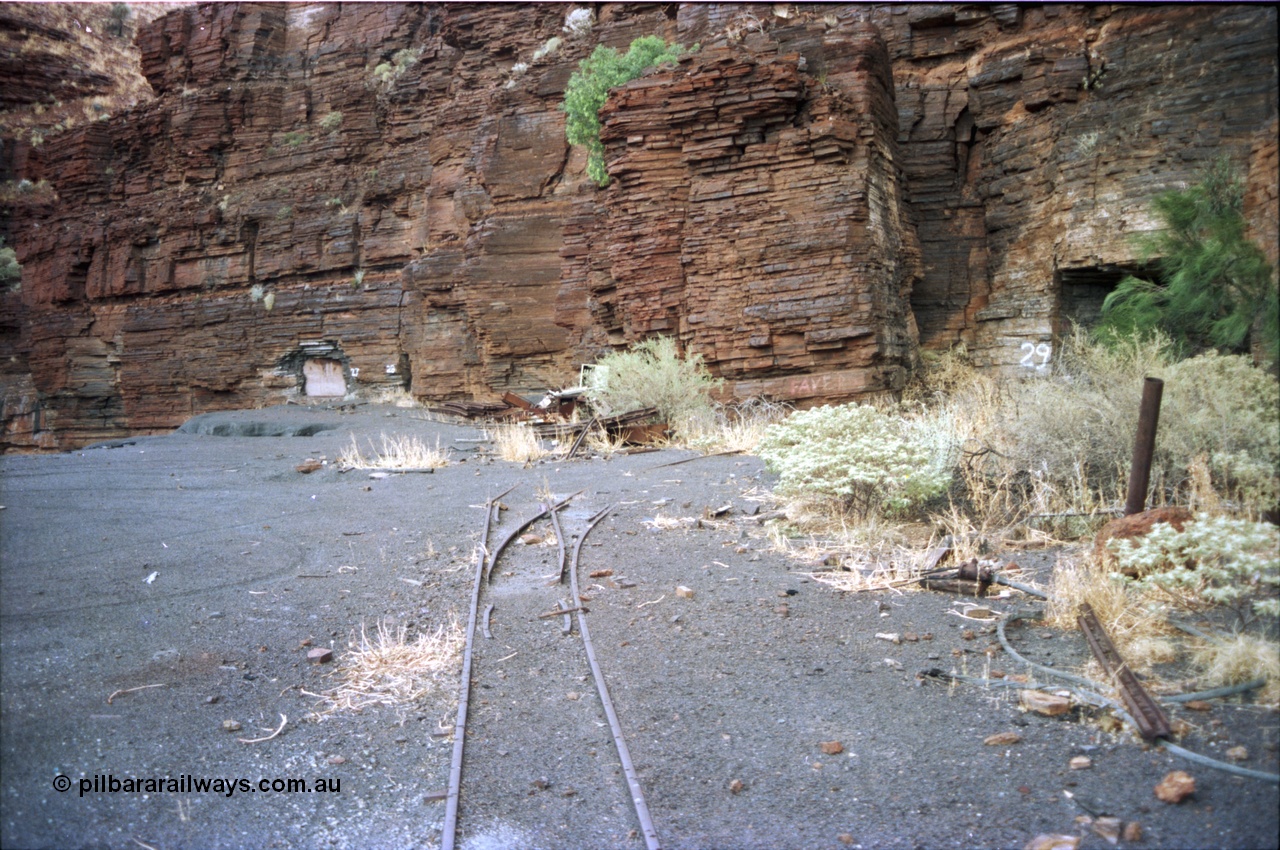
left=2, top=3, right=1275, bottom=450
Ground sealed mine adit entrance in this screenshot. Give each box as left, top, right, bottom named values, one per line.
left=276, top=341, right=351, bottom=398
left=302, top=358, right=345, bottom=397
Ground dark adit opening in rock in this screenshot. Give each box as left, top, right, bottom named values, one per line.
left=1056, top=262, right=1159, bottom=332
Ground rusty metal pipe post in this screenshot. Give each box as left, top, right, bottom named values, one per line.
left=1124, top=376, right=1164, bottom=516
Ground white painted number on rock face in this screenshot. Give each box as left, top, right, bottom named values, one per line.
left=1020, top=342, right=1052, bottom=369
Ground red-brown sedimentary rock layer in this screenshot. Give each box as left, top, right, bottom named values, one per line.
left=875, top=3, right=1278, bottom=366
left=1, top=3, right=1275, bottom=450
left=561, top=25, right=922, bottom=405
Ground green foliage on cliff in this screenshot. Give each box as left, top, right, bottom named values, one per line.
left=0, top=239, right=20, bottom=290
left=1098, top=157, right=1278, bottom=364
left=562, top=36, right=686, bottom=186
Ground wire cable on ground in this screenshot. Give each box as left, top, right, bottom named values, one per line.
left=996, top=616, right=1279, bottom=784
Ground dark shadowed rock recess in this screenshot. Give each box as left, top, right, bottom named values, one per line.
left=2, top=3, right=1276, bottom=450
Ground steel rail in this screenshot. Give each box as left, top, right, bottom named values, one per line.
left=548, top=503, right=568, bottom=585
left=567, top=504, right=663, bottom=850
left=1077, top=602, right=1171, bottom=740
left=996, top=616, right=1279, bottom=784
left=484, top=490, right=584, bottom=584
left=442, top=484, right=517, bottom=850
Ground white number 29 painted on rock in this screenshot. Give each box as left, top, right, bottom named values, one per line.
left=1020, top=342, right=1052, bottom=369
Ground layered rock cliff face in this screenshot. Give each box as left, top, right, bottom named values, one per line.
left=2, top=3, right=1276, bottom=450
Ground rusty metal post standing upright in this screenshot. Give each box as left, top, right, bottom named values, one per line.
left=1124, top=376, right=1165, bottom=516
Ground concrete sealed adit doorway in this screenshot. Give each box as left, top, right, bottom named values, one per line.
left=303, top=358, right=346, bottom=397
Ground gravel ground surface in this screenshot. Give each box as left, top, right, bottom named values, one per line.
left=2, top=404, right=1277, bottom=850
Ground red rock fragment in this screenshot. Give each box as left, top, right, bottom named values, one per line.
left=307, top=647, right=333, bottom=664
left=820, top=741, right=844, bottom=755
left=1154, top=770, right=1195, bottom=803
left=1024, top=835, right=1080, bottom=850
left=296, top=459, right=322, bottom=474
left=1020, top=689, right=1072, bottom=716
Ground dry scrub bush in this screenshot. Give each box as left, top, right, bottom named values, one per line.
left=682, top=397, right=792, bottom=454
left=1158, top=352, right=1280, bottom=509
left=944, top=328, right=1279, bottom=525
left=584, top=336, right=721, bottom=438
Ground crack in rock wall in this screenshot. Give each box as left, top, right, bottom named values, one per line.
left=1, top=3, right=1275, bottom=450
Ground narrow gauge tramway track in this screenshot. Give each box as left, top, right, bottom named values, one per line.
left=442, top=489, right=661, bottom=850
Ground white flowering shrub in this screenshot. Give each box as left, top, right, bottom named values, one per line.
left=1111, top=514, right=1280, bottom=624
left=563, top=8, right=593, bottom=37
left=758, top=404, right=955, bottom=517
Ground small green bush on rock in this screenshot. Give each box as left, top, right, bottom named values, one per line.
left=563, top=35, right=685, bottom=186
left=0, top=239, right=20, bottom=290
left=758, top=404, right=955, bottom=518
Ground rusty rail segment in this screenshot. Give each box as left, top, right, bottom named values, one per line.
left=445, top=491, right=657, bottom=850
left=1077, top=602, right=1172, bottom=740
left=484, top=490, right=583, bottom=584
left=567, top=504, right=663, bottom=850
left=442, top=484, right=517, bottom=850
left=1124, top=376, right=1165, bottom=516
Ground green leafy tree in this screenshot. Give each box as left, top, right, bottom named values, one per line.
left=562, top=36, right=685, bottom=186
left=1098, top=157, right=1278, bottom=364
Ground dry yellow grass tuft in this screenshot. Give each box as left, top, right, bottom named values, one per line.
left=584, top=425, right=630, bottom=457
left=1192, top=634, right=1280, bottom=706
left=1045, top=555, right=1174, bottom=675
left=487, top=423, right=548, bottom=463
left=338, top=433, right=448, bottom=470
left=308, top=619, right=463, bottom=717
left=682, top=398, right=790, bottom=455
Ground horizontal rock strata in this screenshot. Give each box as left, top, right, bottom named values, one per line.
left=1, top=3, right=1275, bottom=449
